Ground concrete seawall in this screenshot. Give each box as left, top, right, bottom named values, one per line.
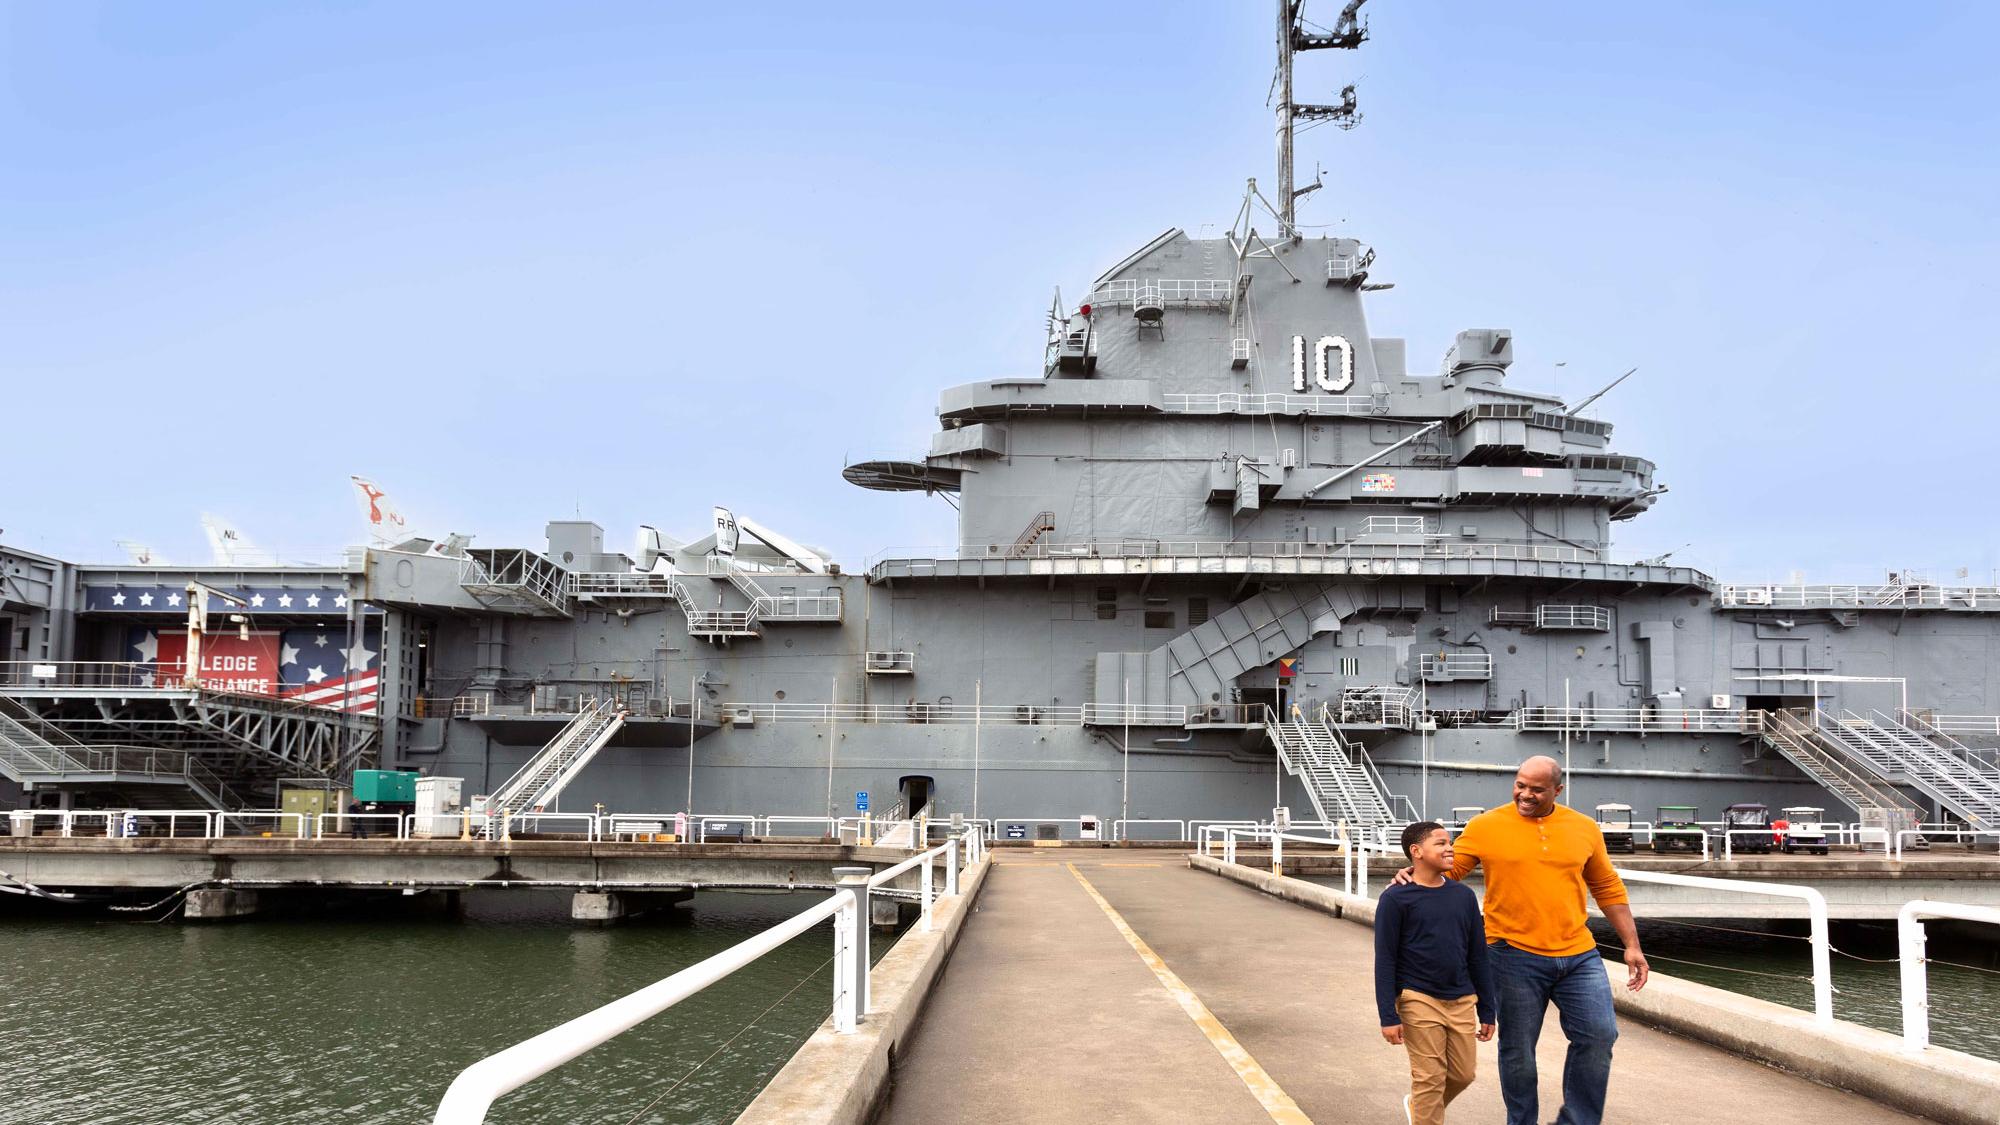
left=1190, top=852, right=2000, bottom=1125
left=735, top=854, right=993, bottom=1125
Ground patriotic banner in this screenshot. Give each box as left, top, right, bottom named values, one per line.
left=278, top=625, right=381, bottom=714
left=128, top=625, right=381, bottom=714
left=84, top=584, right=377, bottom=614
left=138, top=629, right=281, bottom=695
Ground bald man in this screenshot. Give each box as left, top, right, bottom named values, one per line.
left=1397, top=756, right=1648, bottom=1125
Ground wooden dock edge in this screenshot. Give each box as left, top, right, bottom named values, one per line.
left=1189, top=851, right=2000, bottom=1125
left=735, top=855, right=993, bottom=1125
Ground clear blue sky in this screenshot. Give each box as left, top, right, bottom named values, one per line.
left=4, top=2, right=1996, bottom=582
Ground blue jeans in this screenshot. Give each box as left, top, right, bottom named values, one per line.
left=1489, top=941, right=1619, bottom=1125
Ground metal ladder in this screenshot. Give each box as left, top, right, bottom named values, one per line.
left=1008, top=512, right=1057, bottom=558
left=479, top=698, right=626, bottom=837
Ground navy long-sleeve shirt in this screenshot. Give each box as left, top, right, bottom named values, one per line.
left=1373, top=878, right=1496, bottom=1027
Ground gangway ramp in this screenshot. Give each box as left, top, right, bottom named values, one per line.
left=879, top=851, right=1919, bottom=1124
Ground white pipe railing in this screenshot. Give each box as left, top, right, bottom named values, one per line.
left=1614, top=869, right=1833, bottom=1023
left=990, top=817, right=1107, bottom=842
left=432, top=887, right=862, bottom=1124
left=1897, top=899, right=2000, bottom=1051
left=1720, top=826, right=1783, bottom=860
left=1895, top=828, right=2000, bottom=860
left=215, top=812, right=308, bottom=839
left=492, top=812, right=598, bottom=841
left=696, top=815, right=757, bottom=842
left=315, top=812, right=410, bottom=839
left=1111, top=818, right=1188, bottom=841
left=762, top=815, right=840, bottom=838
left=431, top=825, right=982, bottom=1124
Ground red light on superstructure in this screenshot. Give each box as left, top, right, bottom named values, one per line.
left=1079, top=303, right=1092, bottom=317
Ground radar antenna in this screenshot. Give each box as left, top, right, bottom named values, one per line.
left=1276, top=0, right=1367, bottom=239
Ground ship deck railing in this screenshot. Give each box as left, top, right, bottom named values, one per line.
left=443, top=693, right=706, bottom=722
left=1719, top=581, right=2000, bottom=610
left=1514, top=706, right=1763, bottom=735
left=873, top=536, right=1622, bottom=568
left=716, top=701, right=1192, bottom=727
left=0, top=661, right=378, bottom=724
left=1162, top=391, right=1385, bottom=416
left=1085, top=277, right=1232, bottom=308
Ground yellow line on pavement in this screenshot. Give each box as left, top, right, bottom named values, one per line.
left=1065, top=863, right=1312, bottom=1125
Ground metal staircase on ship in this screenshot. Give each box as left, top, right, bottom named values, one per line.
left=1810, top=710, right=2000, bottom=832
left=477, top=697, right=626, bottom=836
left=1757, top=708, right=1920, bottom=829
left=0, top=696, right=245, bottom=810
left=1265, top=705, right=1397, bottom=828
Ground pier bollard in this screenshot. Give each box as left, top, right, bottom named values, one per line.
left=459, top=809, right=472, bottom=842
left=1272, top=829, right=1284, bottom=878
left=833, top=866, right=873, bottom=1019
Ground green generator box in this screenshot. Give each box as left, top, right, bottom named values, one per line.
left=351, top=770, right=418, bottom=804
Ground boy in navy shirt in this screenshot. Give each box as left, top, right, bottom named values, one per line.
left=1376, top=821, right=1496, bottom=1123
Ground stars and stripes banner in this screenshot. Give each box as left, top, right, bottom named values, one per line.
left=278, top=625, right=381, bottom=714
left=137, top=629, right=281, bottom=695
left=84, top=584, right=380, bottom=614
left=127, top=625, right=381, bottom=714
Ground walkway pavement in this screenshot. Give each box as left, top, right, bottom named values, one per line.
left=881, top=850, right=1918, bottom=1124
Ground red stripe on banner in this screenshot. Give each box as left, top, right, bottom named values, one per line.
left=283, top=674, right=379, bottom=703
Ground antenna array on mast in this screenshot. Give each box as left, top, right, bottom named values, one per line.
left=1276, top=0, right=1367, bottom=238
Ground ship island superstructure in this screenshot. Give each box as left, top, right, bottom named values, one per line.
left=5, top=1, right=2000, bottom=840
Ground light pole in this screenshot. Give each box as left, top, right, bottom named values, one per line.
left=686, top=671, right=698, bottom=815
left=1121, top=678, right=1131, bottom=837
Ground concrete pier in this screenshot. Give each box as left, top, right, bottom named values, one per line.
left=569, top=888, right=694, bottom=924
left=182, top=887, right=259, bottom=923
left=877, top=851, right=1952, bottom=1124
left=0, top=837, right=919, bottom=896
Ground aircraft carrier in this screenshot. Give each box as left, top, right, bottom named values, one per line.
left=5, top=1, right=1998, bottom=841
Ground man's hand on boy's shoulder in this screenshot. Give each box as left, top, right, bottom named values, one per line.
left=1380, top=1024, right=1404, bottom=1045
left=1391, top=865, right=1415, bottom=885
left=1476, top=1022, right=1496, bottom=1042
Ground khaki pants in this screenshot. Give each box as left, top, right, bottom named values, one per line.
left=1397, top=989, right=1478, bottom=1124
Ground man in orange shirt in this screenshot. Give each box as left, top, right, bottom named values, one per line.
left=1399, top=755, right=1649, bottom=1125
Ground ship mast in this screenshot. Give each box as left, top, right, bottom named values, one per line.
left=1276, top=0, right=1367, bottom=239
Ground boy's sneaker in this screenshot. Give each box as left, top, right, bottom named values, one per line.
left=1402, top=1093, right=1413, bottom=1123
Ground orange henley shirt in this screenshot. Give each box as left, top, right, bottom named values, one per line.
left=1449, top=802, right=1629, bottom=957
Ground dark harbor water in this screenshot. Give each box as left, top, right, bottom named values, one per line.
left=0, top=889, right=870, bottom=1125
